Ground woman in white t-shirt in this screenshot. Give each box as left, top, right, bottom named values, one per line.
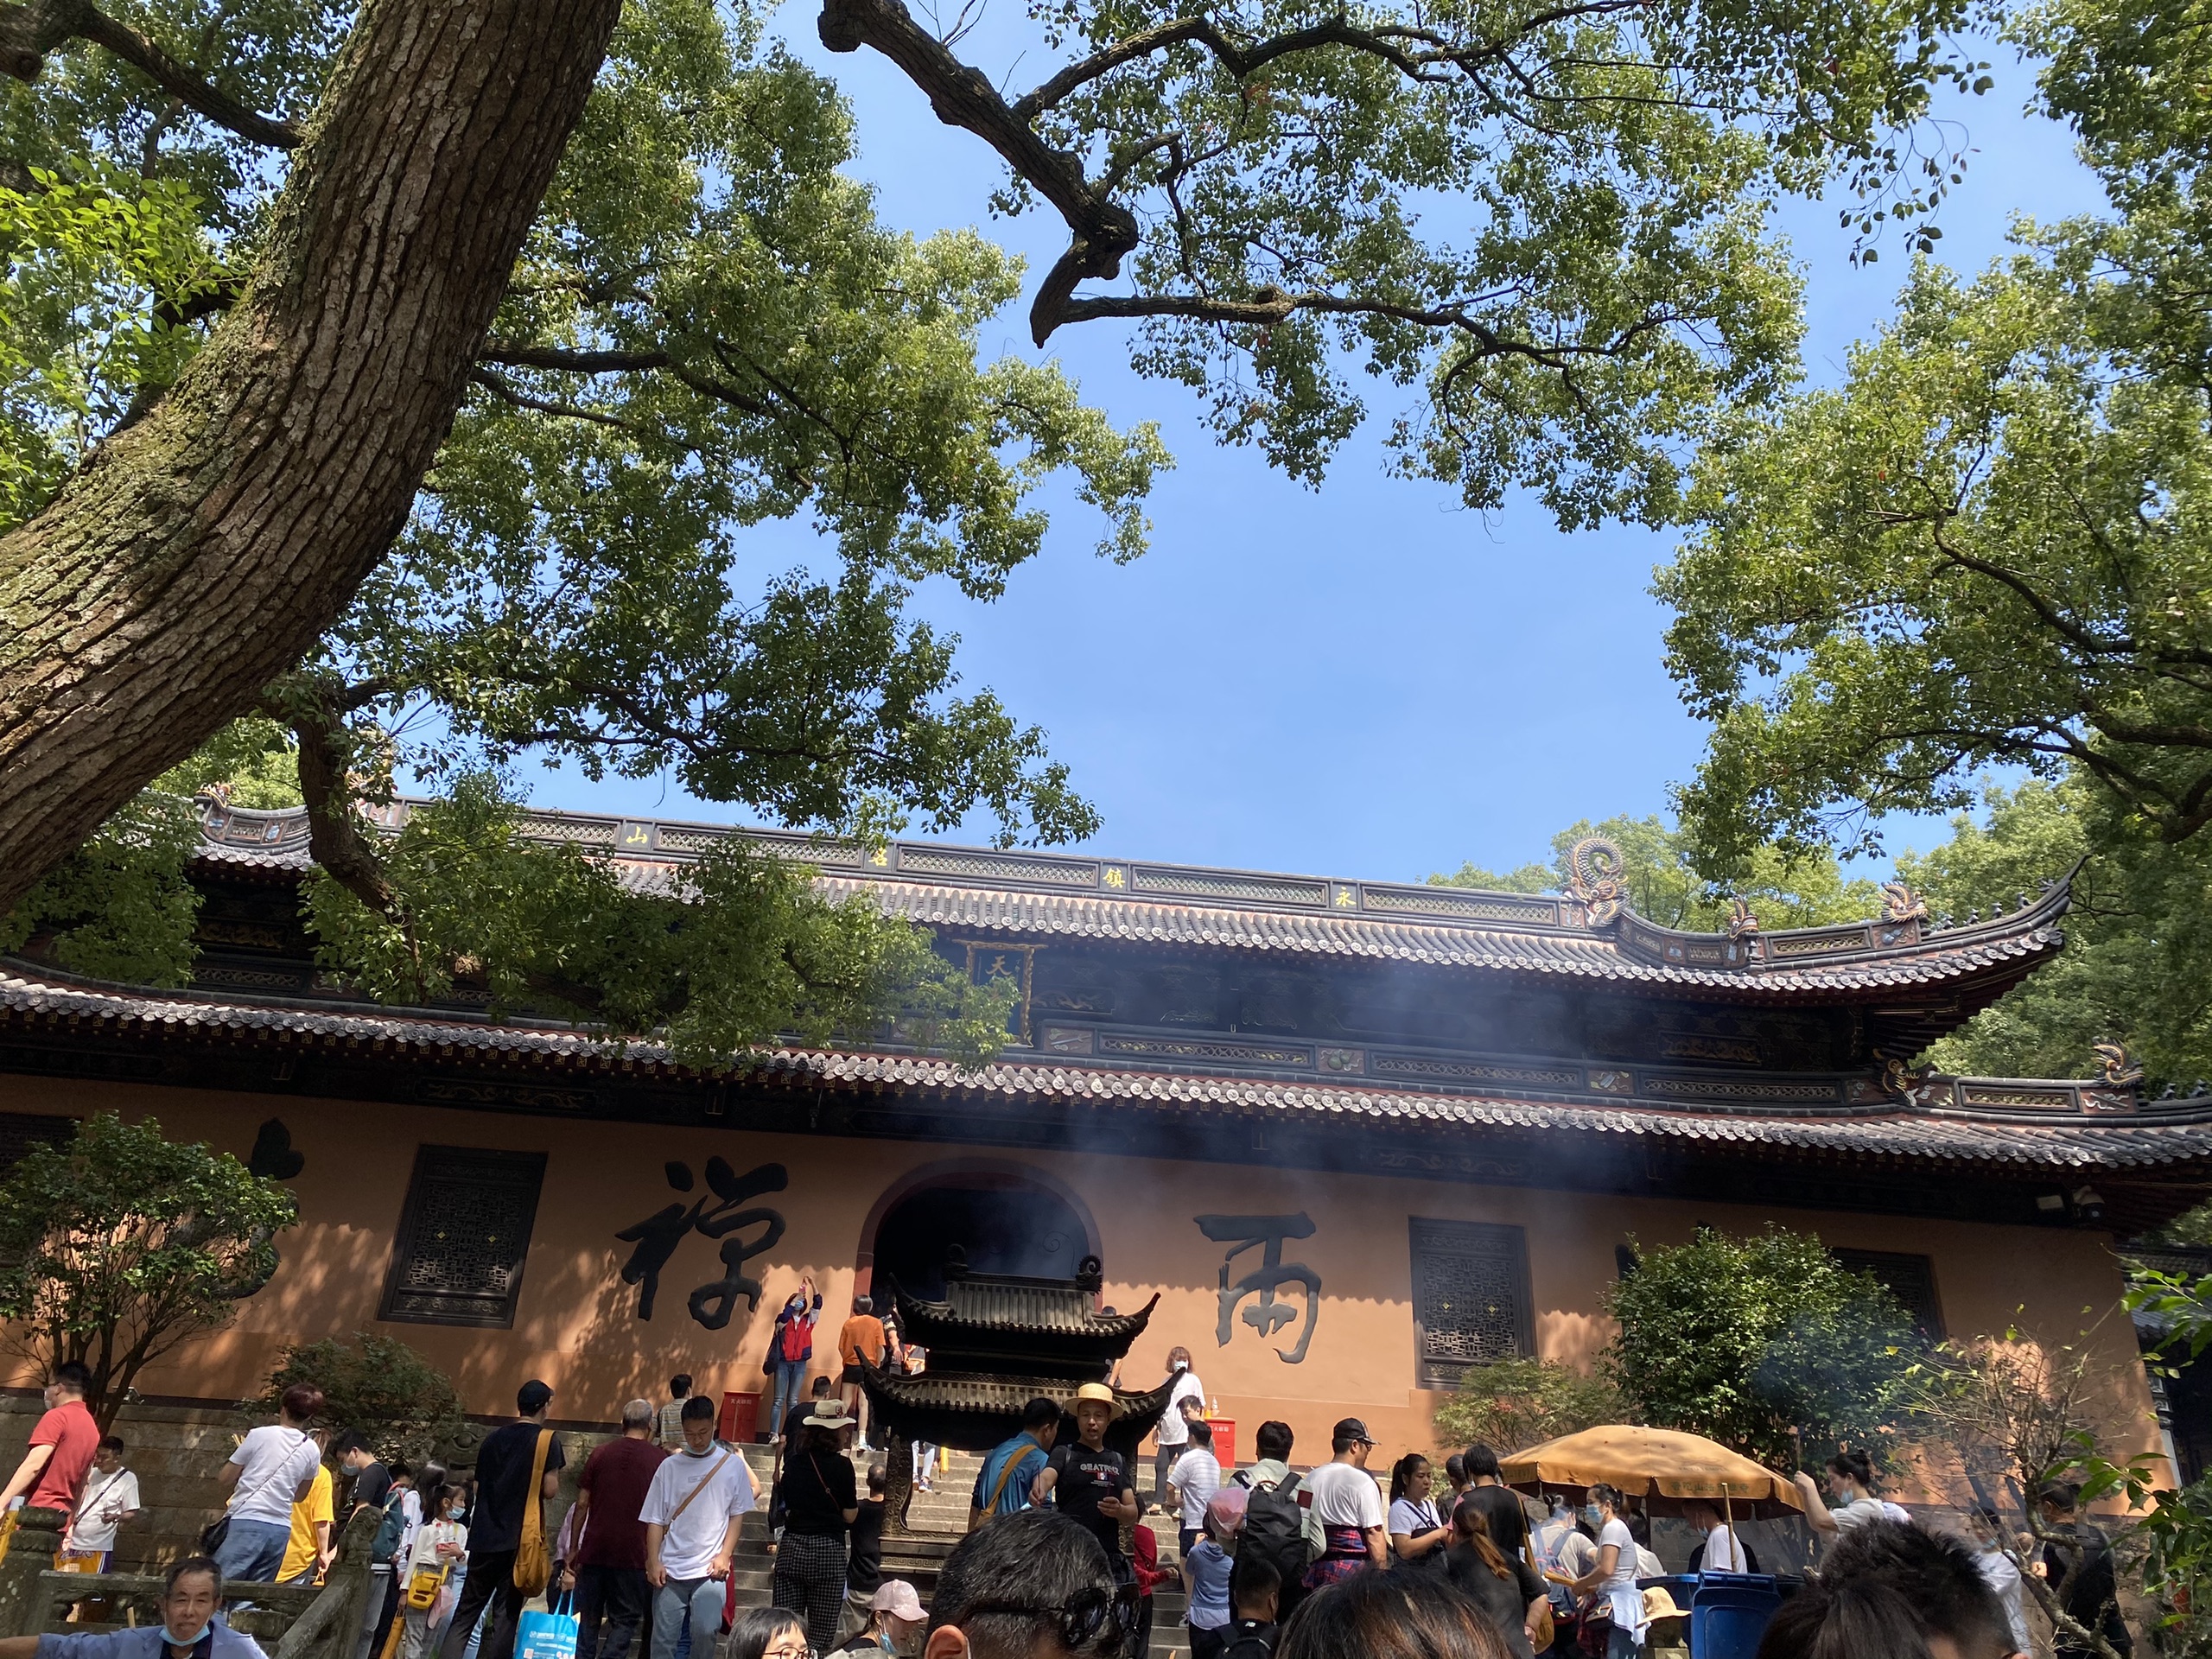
left=1794, top=1450, right=1910, bottom=1541
left=1151, top=1349, right=1205, bottom=1510
left=1560, top=1484, right=1647, bottom=1659
left=1385, top=1453, right=1450, bottom=1573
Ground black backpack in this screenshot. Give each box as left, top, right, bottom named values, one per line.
left=1236, top=1471, right=1308, bottom=1592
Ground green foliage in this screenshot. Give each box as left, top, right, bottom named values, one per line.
left=151, top=716, right=302, bottom=810
left=2133, top=1477, right=2212, bottom=1658
left=303, top=775, right=1020, bottom=1069
left=0, top=168, right=225, bottom=527
left=253, top=1332, right=468, bottom=1466
left=1433, top=814, right=1880, bottom=931
left=1605, top=1225, right=1922, bottom=1472
left=0, top=1113, right=297, bottom=1427
left=0, top=791, right=202, bottom=985
left=1889, top=779, right=2212, bottom=1087
left=1660, top=0, right=2212, bottom=879
left=0, top=0, right=2025, bottom=1046
left=1020, top=0, right=1986, bottom=525
left=334, top=0, right=1166, bottom=849
left=1432, top=1357, right=1630, bottom=1456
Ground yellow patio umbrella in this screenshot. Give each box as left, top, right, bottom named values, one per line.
left=1500, top=1425, right=1804, bottom=1520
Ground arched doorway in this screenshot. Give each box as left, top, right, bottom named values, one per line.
left=863, top=1162, right=1098, bottom=1302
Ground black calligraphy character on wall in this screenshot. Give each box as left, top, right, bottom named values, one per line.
left=1194, top=1213, right=1320, bottom=1364
left=616, top=1158, right=789, bottom=1326
left=685, top=1160, right=790, bottom=1331
left=615, top=1161, right=707, bottom=1320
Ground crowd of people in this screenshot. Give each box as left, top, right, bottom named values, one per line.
left=0, top=1333, right=2143, bottom=1659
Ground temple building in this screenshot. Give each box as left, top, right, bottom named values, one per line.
left=1, top=798, right=2207, bottom=1473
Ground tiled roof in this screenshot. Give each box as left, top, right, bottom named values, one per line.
left=7, top=962, right=2209, bottom=1174
left=188, top=798, right=2068, bottom=998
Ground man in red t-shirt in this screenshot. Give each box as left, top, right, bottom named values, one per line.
left=0, top=1362, right=99, bottom=1516
left=568, top=1399, right=669, bottom=1659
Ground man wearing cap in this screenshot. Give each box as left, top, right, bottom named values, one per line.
left=828, top=1580, right=925, bottom=1656
left=1299, top=1419, right=1388, bottom=1589
left=441, top=1381, right=566, bottom=1659
left=1034, top=1385, right=1140, bottom=1579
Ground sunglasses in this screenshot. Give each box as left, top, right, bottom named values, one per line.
left=963, top=1581, right=1142, bottom=1652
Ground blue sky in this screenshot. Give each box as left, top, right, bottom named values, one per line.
left=524, top=16, right=2110, bottom=886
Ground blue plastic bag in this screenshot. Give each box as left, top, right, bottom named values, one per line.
left=515, top=1596, right=579, bottom=1659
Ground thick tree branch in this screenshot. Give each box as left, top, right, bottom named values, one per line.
left=0, top=0, right=627, bottom=917
left=274, top=685, right=403, bottom=923
left=75, top=8, right=301, bottom=148
left=477, top=341, right=672, bottom=373
left=467, top=365, right=643, bottom=432
left=0, top=0, right=301, bottom=148
left=817, top=0, right=1137, bottom=345
left=477, top=338, right=779, bottom=418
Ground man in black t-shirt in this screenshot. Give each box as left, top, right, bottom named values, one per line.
left=1036, top=1383, right=1139, bottom=1570
left=334, top=1433, right=391, bottom=1519
left=440, top=1380, right=569, bottom=1659
left=1458, top=1443, right=1529, bottom=1556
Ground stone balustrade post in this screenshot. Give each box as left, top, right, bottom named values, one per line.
left=0, top=1510, right=68, bottom=1638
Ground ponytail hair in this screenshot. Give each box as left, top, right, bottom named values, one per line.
left=1449, top=1497, right=1514, bottom=1582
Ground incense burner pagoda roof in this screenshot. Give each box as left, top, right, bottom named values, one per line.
left=892, top=1276, right=1160, bottom=1343
left=856, top=1368, right=1173, bottom=1456
left=187, top=798, right=2066, bottom=999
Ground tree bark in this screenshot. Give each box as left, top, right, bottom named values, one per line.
left=0, top=0, right=624, bottom=914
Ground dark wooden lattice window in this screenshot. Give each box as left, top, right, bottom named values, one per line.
left=1410, top=1217, right=1535, bottom=1389
left=379, top=1146, right=546, bottom=1329
left=1833, top=1247, right=1947, bottom=1343
left=0, top=1113, right=74, bottom=1170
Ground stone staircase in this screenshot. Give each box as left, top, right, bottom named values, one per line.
left=731, top=1446, right=1201, bottom=1658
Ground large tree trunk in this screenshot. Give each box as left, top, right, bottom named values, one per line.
left=0, top=0, right=624, bottom=913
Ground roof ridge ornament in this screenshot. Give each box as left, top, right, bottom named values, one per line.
left=1879, top=881, right=1929, bottom=924
left=1725, top=897, right=1761, bottom=940
left=1565, top=836, right=1628, bottom=925
left=2094, top=1042, right=2145, bottom=1089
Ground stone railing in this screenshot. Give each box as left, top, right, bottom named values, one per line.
left=0, top=1505, right=378, bottom=1659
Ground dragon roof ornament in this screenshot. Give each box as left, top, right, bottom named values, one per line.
left=1563, top=836, right=1629, bottom=925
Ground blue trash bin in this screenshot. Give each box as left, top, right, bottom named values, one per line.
left=1690, top=1572, right=1782, bottom=1659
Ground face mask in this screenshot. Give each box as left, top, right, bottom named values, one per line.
left=448, top=1506, right=466, bottom=1520
left=1582, top=1506, right=1603, bottom=1528
left=162, top=1620, right=207, bottom=1648
left=1172, top=1360, right=1187, bottom=1371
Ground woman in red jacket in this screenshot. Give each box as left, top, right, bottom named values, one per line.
left=768, top=1278, right=822, bottom=1444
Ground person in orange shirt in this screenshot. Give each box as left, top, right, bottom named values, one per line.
left=0, top=1363, right=99, bottom=1522
left=835, top=1297, right=887, bottom=1448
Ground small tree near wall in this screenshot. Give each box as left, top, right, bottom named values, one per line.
left=254, top=1333, right=469, bottom=1466
left=1606, top=1224, right=1923, bottom=1472
left=1434, top=1357, right=1631, bottom=1456
left=0, top=1113, right=297, bottom=1429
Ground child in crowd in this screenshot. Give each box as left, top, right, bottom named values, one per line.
left=402, top=1477, right=470, bottom=1659
left=1129, top=1519, right=1165, bottom=1659
left=1220, top=1556, right=1283, bottom=1659
left=1181, top=1490, right=1245, bottom=1659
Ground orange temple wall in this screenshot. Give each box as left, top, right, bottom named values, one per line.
left=0, top=1074, right=2164, bottom=1487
